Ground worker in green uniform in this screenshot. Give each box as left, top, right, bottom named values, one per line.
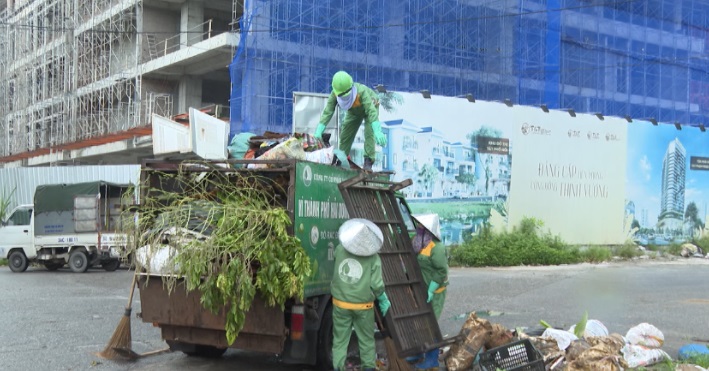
left=331, top=218, right=391, bottom=371
left=410, top=213, right=448, bottom=370
left=313, top=71, right=387, bottom=171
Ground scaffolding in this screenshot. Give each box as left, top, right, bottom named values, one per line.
left=3, top=0, right=708, bottom=157
left=230, top=0, right=709, bottom=135
left=0, top=0, right=142, bottom=157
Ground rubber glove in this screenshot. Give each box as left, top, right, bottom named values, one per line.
left=377, top=292, right=391, bottom=317
left=371, top=121, right=387, bottom=147
left=427, top=281, right=440, bottom=303
left=314, top=123, right=327, bottom=140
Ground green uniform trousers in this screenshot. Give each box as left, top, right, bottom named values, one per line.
left=332, top=305, right=376, bottom=370
left=339, top=113, right=377, bottom=161
left=431, top=289, right=446, bottom=320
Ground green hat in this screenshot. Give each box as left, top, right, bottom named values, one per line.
left=332, top=71, right=353, bottom=96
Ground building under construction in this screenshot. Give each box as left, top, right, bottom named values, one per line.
left=0, top=0, right=239, bottom=165
left=2, top=0, right=709, bottom=165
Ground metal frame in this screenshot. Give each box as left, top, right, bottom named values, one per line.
left=338, top=173, right=457, bottom=357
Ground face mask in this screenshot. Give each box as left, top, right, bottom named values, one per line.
left=336, top=84, right=357, bottom=111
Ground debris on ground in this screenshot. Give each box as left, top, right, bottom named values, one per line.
left=681, top=243, right=705, bottom=258
left=444, top=312, right=493, bottom=371
left=442, top=314, right=704, bottom=370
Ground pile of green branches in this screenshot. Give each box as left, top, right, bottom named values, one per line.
left=123, top=168, right=311, bottom=345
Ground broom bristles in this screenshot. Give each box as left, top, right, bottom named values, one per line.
left=97, top=310, right=132, bottom=360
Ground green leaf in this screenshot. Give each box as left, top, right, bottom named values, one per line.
left=574, top=311, right=588, bottom=338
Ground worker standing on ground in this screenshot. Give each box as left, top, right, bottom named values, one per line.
left=411, top=213, right=448, bottom=370
left=313, top=70, right=387, bottom=171
left=331, top=218, right=391, bottom=371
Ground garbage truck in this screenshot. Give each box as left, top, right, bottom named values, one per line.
left=0, top=181, right=133, bottom=273
left=135, top=159, right=453, bottom=369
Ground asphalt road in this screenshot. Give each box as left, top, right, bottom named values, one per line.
left=1, top=259, right=707, bottom=371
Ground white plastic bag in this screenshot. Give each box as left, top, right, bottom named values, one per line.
left=135, top=245, right=180, bottom=274
left=305, top=146, right=335, bottom=164
left=541, top=328, right=578, bottom=350
left=621, top=344, right=671, bottom=368
left=625, top=323, right=664, bottom=348
left=568, top=319, right=609, bottom=338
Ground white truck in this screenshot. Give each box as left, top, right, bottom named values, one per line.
left=0, top=181, right=133, bottom=273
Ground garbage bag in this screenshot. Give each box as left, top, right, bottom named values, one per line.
left=566, top=335, right=628, bottom=371
left=541, top=328, right=578, bottom=350
left=625, top=323, right=664, bottom=348
left=678, top=344, right=709, bottom=360
left=304, top=147, right=335, bottom=164
left=485, top=323, right=514, bottom=349
left=588, top=334, right=626, bottom=351
left=567, top=346, right=627, bottom=371
left=248, top=137, right=305, bottom=169
left=444, top=312, right=492, bottom=371
left=676, top=365, right=708, bottom=371
left=528, top=337, right=564, bottom=363
left=569, top=319, right=609, bottom=338
left=565, top=339, right=591, bottom=362
left=621, top=344, right=671, bottom=368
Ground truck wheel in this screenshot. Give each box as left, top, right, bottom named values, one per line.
left=101, top=259, right=121, bottom=272
left=316, top=305, right=334, bottom=370
left=69, top=250, right=89, bottom=273
left=44, top=262, right=64, bottom=271
left=8, top=251, right=29, bottom=273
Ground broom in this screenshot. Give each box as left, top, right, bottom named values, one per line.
left=375, top=309, right=411, bottom=371
left=97, top=272, right=138, bottom=360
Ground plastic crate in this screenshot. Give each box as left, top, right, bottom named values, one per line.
left=479, top=339, right=545, bottom=371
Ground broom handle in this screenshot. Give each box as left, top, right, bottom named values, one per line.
left=125, top=272, right=138, bottom=312
left=374, top=307, right=386, bottom=332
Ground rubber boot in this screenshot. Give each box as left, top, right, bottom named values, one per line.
left=414, top=349, right=439, bottom=370
left=363, top=157, right=374, bottom=171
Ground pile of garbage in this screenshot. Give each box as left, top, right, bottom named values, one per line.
left=227, top=131, right=346, bottom=167
left=444, top=313, right=709, bottom=370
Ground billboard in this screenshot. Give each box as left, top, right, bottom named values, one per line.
left=292, top=91, right=708, bottom=246
left=378, top=93, right=627, bottom=245
left=625, top=122, right=709, bottom=246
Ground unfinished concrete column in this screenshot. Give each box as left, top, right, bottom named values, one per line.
left=178, top=76, right=202, bottom=113
left=180, top=0, right=204, bottom=47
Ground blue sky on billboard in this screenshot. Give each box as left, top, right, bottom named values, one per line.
left=626, top=121, right=709, bottom=229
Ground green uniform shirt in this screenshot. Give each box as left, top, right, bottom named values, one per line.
left=330, top=244, right=385, bottom=304
left=319, top=83, right=380, bottom=126
left=417, top=240, right=448, bottom=287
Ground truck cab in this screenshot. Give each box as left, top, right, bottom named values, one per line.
left=1, top=181, right=133, bottom=273
left=0, top=205, right=37, bottom=271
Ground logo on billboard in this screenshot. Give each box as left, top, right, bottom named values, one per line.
left=310, top=225, right=319, bottom=248
left=303, top=165, right=313, bottom=187
left=521, top=123, right=551, bottom=136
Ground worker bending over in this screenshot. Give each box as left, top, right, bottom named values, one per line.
left=314, top=71, right=387, bottom=171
